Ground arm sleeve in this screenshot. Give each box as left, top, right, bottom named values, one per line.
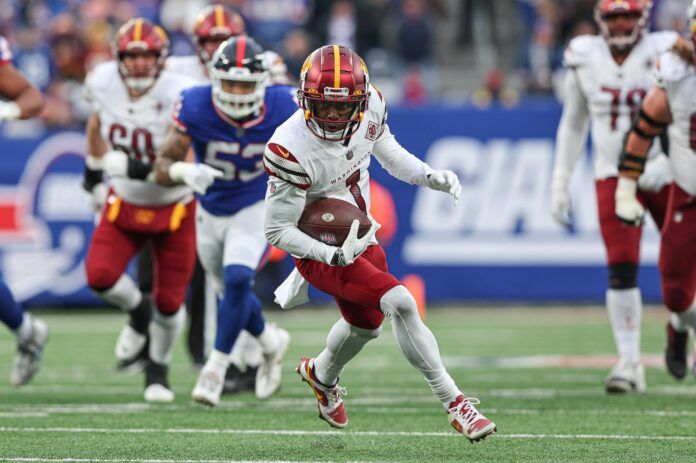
left=553, top=70, right=590, bottom=179
left=264, top=178, right=337, bottom=265
left=372, top=124, right=434, bottom=186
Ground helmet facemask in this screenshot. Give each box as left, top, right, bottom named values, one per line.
left=113, top=19, right=169, bottom=95
left=595, top=1, right=650, bottom=52
left=301, top=88, right=367, bottom=141
left=210, top=60, right=269, bottom=119
left=118, top=50, right=163, bottom=94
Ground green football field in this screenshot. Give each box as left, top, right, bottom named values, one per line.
left=1, top=306, right=695, bottom=463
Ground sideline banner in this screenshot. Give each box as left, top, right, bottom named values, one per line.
left=0, top=103, right=662, bottom=305
left=0, top=130, right=97, bottom=306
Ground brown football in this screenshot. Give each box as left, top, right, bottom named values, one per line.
left=298, top=198, right=371, bottom=246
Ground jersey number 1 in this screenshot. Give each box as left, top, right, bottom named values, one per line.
left=345, top=170, right=367, bottom=213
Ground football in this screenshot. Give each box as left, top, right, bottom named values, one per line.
left=298, top=198, right=371, bottom=246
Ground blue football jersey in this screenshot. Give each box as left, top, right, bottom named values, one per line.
left=173, top=84, right=298, bottom=215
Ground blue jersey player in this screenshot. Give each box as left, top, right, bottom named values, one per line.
left=0, top=35, right=48, bottom=386
left=153, top=36, right=293, bottom=406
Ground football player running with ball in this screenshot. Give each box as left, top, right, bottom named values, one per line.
left=0, top=35, right=48, bottom=386
left=263, top=45, right=496, bottom=442
left=153, top=36, right=294, bottom=407
left=550, top=0, right=679, bottom=393
left=616, top=0, right=696, bottom=381
left=82, top=19, right=199, bottom=402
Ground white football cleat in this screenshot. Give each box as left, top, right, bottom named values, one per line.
left=255, top=326, right=290, bottom=399
left=144, top=361, right=174, bottom=403
left=604, top=361, right=646, bottom=394
left=192, top=367, right=225, bottom=407
left=144, top=384, right=174, bottom=403
left=115, top=325, right=147, bottom=361
left=296, top=357, right=348, bottom=429
left=11, top=316, right=49, bottom=386
left=447, top=395, right=497, bottom=442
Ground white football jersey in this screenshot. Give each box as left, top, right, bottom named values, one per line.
left=166, top=51, right=291, bottom=85
left=655, top=51, right=696, bottom=196
left=166, top=55, right=208, bottom=84
left=84, top=61, right=198, bottom=206
left=565, top=32, right=677, bottom=178
left=265, top=85, right=389, bottom=213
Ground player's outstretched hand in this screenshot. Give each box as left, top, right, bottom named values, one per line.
left=615, top=177, right=645, bottom=227
left=638, top=153, right=673, bottom=193
left=103, top=150, right=129, bottom=178
left=169, top=162, right=224, bottom=195
left=427, top=170, right=461, bottom=206
left=332, top=218, right=380, bottom=267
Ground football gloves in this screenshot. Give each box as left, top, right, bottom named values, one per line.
left=331, top=218, right=380, bottom=267
left=168, top=161, right=223, bottom=195
left=82, top=154, right=106, bottom=216
left=427, top=170, right=462, bottom=206
left=550, top=171, right=572, bottom=229
left=103, top=150, right=129, bottom=178
left=615, top=176, right=645, bottom=226
left=0, top=101, right=21, bottom=121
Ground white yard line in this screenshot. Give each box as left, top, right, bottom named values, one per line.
left=1, top=426, right=696, bottom=442
left=0, top=458, right=379, bottom=463
left=2, top=402, right=696, bottom=419
left=7, top=384, right=695, bottom=398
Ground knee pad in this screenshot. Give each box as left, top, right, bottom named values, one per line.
left=662, top=277, right=694, bottom=312
left=223, top=265, right=254, bottom=298
left=380, top=285, right=418, bottom=320
left=608, top=263, right=638, bottom=289
left=349, top=322, right=382, bottom=340
left=153, top=294, right=183, bottom=315
left=86, top=265, right=120, bottom=292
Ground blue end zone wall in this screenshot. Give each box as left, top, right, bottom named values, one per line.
left=0, top=102, right=662, bottom=305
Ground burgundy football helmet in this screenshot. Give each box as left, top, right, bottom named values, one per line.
left=298, top=45, right=370, bottom=141
left=594, top=0, right=651, bottom=51
left=113, top=18, right=169, bottom=92
left=193, top=4, right=245, bottom=65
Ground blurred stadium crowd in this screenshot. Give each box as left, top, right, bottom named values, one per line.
left=0, top=0, right=690, bottom=127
